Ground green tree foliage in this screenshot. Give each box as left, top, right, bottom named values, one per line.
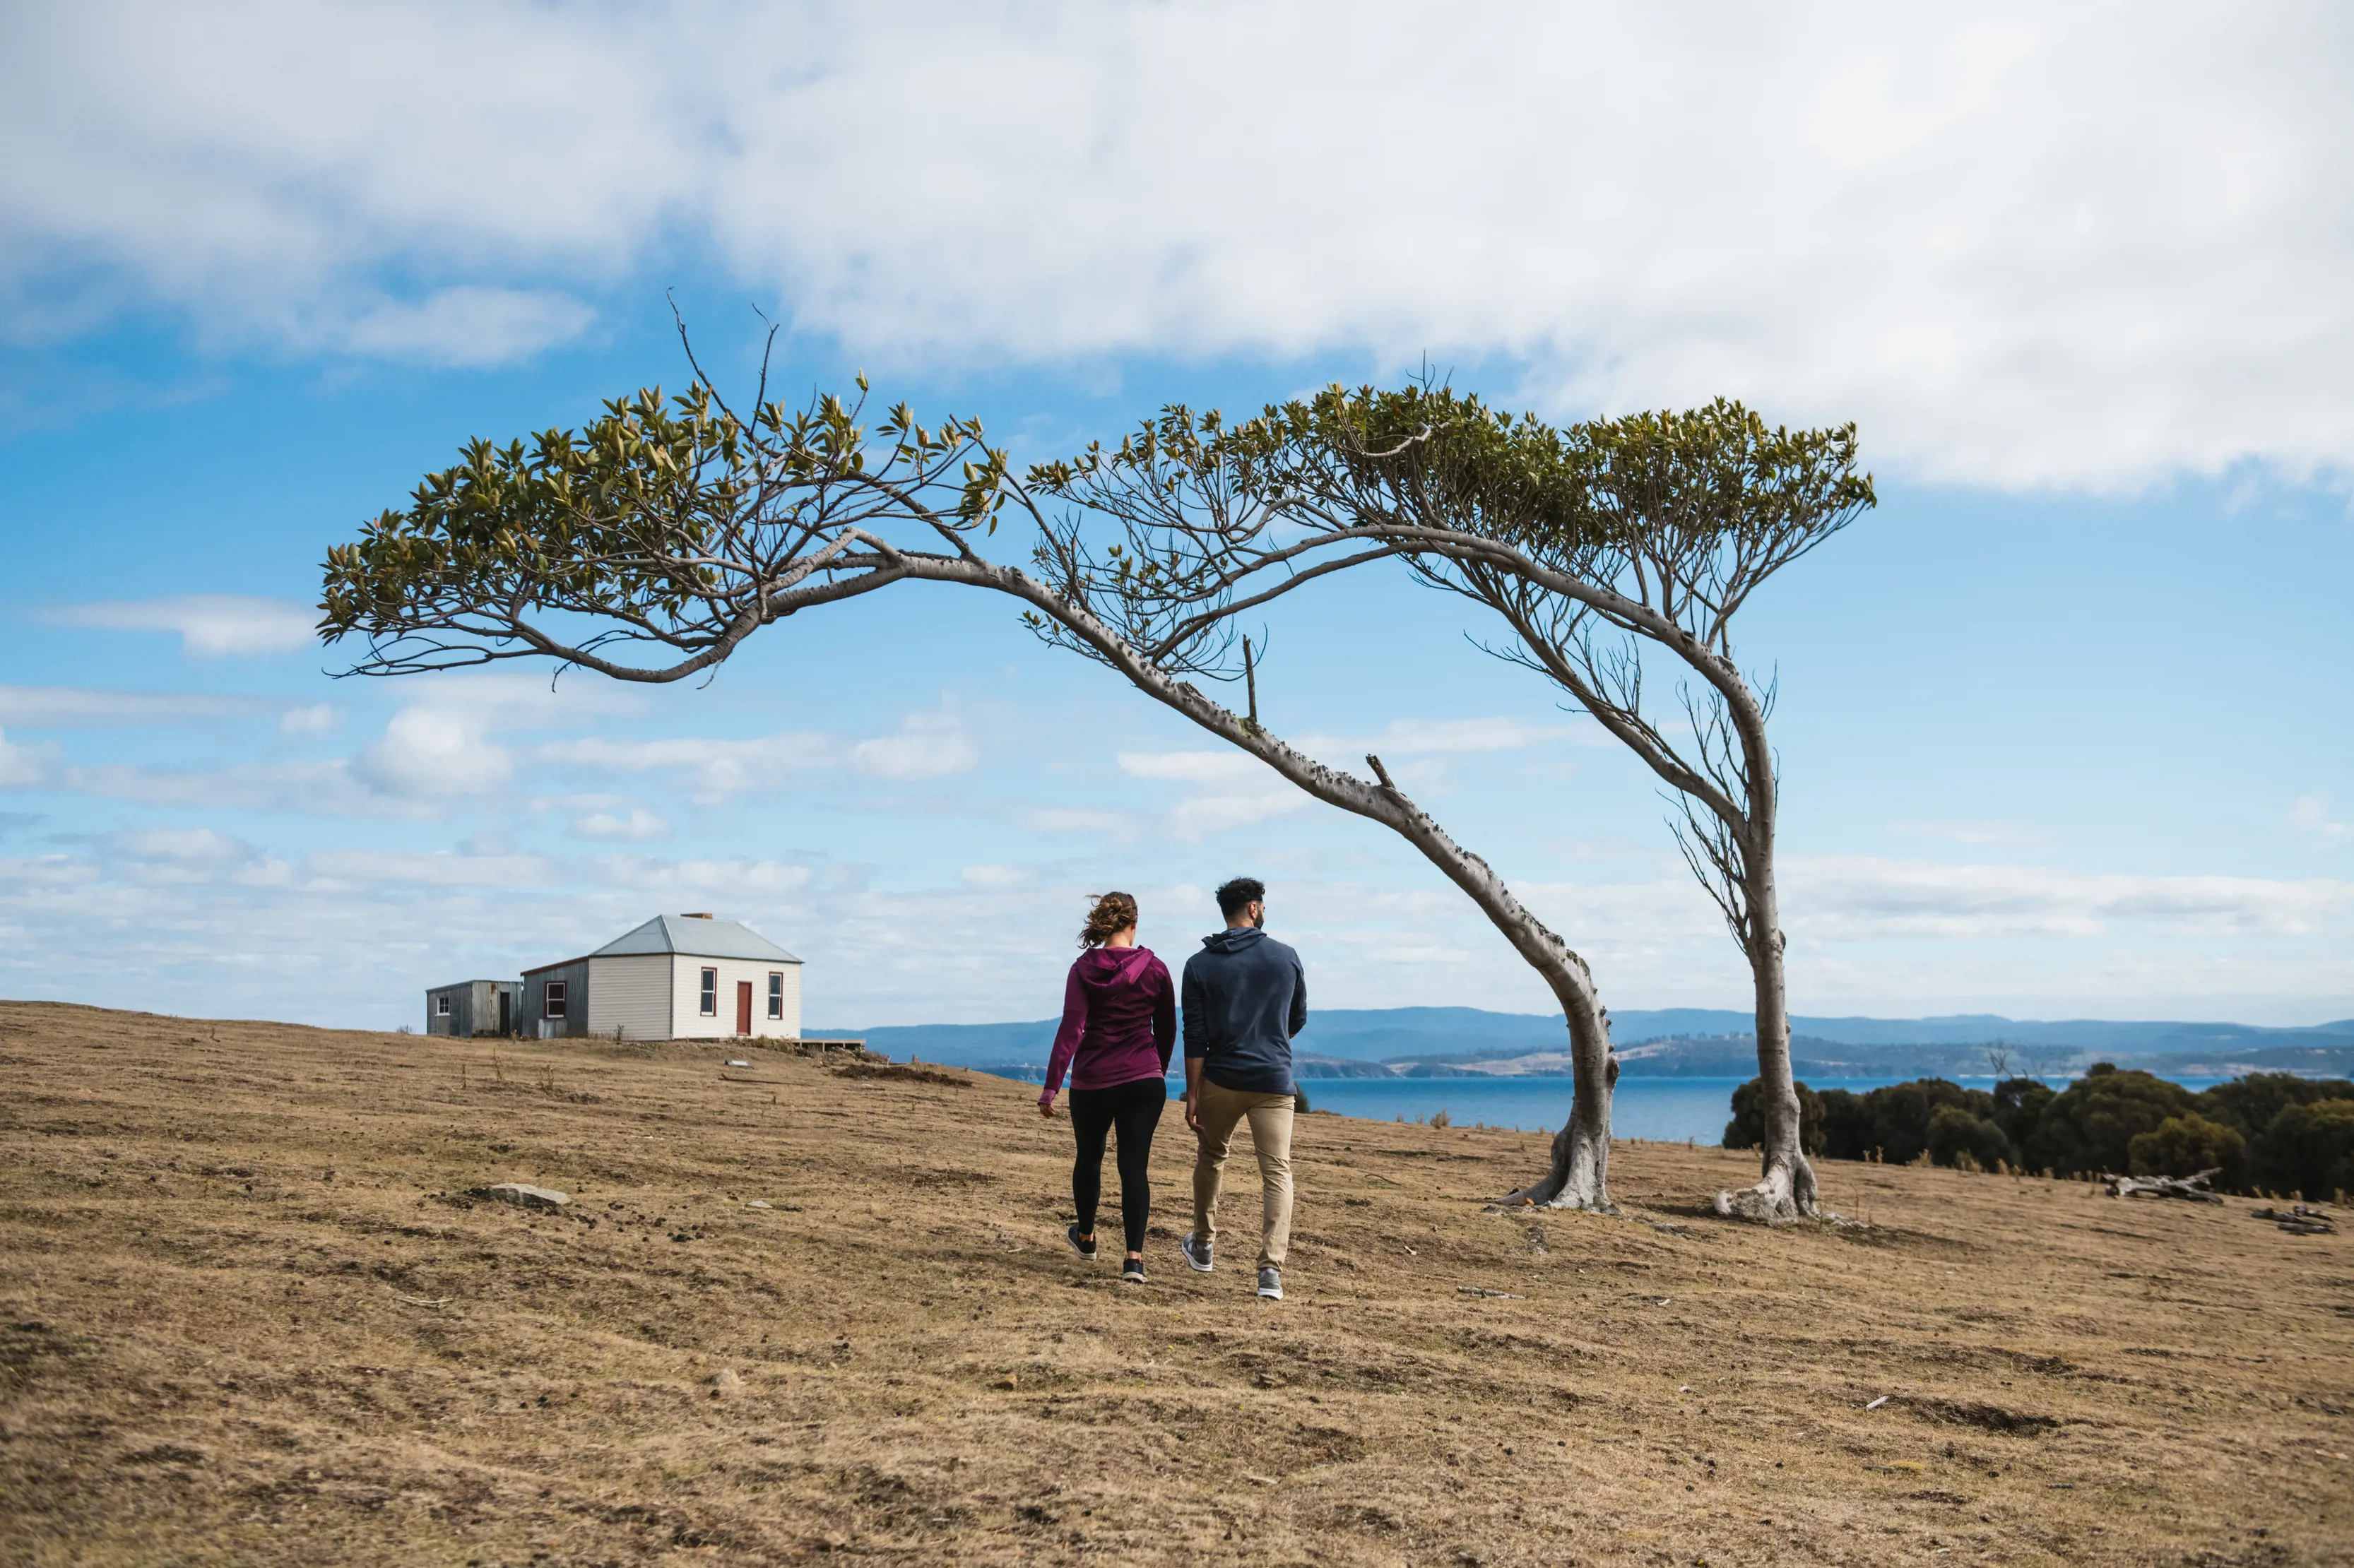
left=318, top=377, right=1010, bottom=679
left=1793, top=1067, right=2346, bottom=1193
left=1859, top=1079, right=2001, bottom=1165
left=1926, top=1105, right=2013, bottom=1172
left=2126, top=1113, right=2247, bottom=1184
left=2021, top=1064, right=2197, bottom=1177
left=1722, top=1078, right=1823, bottom=1154
left=2249, top=1099, right=2354, bottom=1201
left=2195, top=1073, right=2354, bottom=1139
left=1777, top=1078, right=2011, bottom=1168
left=1817, top=1088, right=1871, bottom=1162
left=1991, top=1076, right=2056, bottom=1155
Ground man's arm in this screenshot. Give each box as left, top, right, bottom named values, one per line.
left=1288, top=952, right=1308, bottom=1040
left=1181, top=961, right=1207, bottom=1132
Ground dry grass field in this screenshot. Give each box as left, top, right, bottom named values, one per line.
left=1, top=999, right=2348, bottom=1567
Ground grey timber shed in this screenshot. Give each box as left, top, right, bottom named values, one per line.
left=425, top=979, right=521, bottom=1038
left=520, top=913, right=803, bottom=1041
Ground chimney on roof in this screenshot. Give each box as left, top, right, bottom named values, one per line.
left=680, top=912, right=715, bottom=919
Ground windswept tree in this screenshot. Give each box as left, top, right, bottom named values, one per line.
left=319, top=357, right=1628, bottom=1210
left=1262, top=389, right=1875, bottom=1219
left=1023, top=388, right=1874, bottom=1219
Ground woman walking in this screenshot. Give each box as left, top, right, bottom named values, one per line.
left=1039, top=891, right=1175, bottom=1283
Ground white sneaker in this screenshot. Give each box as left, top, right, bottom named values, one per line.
left=1180, top=1232, right=1214, bottom=1273
left=1257, top=1266, right=1282, bottom=1300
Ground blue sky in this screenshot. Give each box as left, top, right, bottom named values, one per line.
left=1, top=4, right=2349, bottom=1031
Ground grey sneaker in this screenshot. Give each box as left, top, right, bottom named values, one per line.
left=1179, top=1232, right=1214, bottom=1273
left=1256, top=1266, right=1283, bottom=1300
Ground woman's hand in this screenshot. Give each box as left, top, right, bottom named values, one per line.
left=1036, top=1092, right=1057, bottom=1119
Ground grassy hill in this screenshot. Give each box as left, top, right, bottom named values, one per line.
left=3, top=1001, right=2349, bottom=1565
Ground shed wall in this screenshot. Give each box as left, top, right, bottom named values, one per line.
left=526, top=961, right=588, bottom=1038
left=586, top=954, right=671, bottom=1042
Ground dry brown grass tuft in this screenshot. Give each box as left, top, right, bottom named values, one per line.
left=1, top=999, right=2348, bottom=1565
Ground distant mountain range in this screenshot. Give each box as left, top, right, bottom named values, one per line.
left=812, top=1006, right=2354, bottom=1081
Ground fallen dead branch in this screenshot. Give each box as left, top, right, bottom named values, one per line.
left=2251, top=1204, right=2336, bottom=1235
left=2105, top=1168, right=2223, bottom=1203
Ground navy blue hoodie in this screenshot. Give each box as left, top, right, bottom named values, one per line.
left=1181, top=926, right=1307, bottom=1095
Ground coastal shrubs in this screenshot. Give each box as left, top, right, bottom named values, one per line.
left=1721, top=1064, right=2354, bottom=1197
left=2249, top=1098, right=2354, bottom=1201
left=1722, top=1078, right=1824, bottom=1155
left=2127, top=1112, right=2246, bottom=1184
left=2196, top=1071, right=2354, bottom=1140
left=1926, top=1104, right=2013, bottom=1172
left=2022, top=1064, right=2194, bottom=1177
left=1991, top=1076, right=2056, bottom=1154
left=1812, top=1078, right=2004, bottom=1166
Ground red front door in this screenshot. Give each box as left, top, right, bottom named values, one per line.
left=735, top=981, right=753, bottom=1035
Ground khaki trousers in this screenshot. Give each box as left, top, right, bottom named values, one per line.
left=1190, top=1079, right=1294, bottom=1269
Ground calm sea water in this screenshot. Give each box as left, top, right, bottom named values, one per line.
left=1294, top=1074, right=2230, bottom=1144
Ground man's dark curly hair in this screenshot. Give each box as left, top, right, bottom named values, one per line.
left=1215, top=877, right=1266, bottom=918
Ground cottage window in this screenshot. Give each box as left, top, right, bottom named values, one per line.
left=699, top=968, right=718, bottom=1016
left=768, top=972, right=784, bottom=1019
left=543, top=980, right=567, bottom=1018
left=434, top=994, right=451, bottom=1017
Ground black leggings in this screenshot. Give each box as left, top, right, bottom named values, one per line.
left=1070, top=1076, right=1167, bottom=1254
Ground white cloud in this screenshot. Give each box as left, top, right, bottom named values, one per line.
left=1118, top=749, right=1307, bottom=839
left=354, top=704, right=514, bottom=798
left=538, top=732, right=823, bottom=798
left=302, top=848, right=561, bottom=890
left=338, top=285, right=593, bottom=366
left=0, top=684, right=262, bottom=726
left=1301, top=715, right=1585, bottom=760
left=1888, top=820, right=2036, bottom=847
left=279, top=703, right=338, bottom=737
left=48, top=756, right=417, bottom=817
left=2289, top=793, right=2351, bottom=843
left=43, top=595, right=316, bottom=657
left=9, top=6, right=2354, bottom=487
left=109, top=826, right=250, bottom=862
left=0, top=727, right=53, bottom=787
left=1025, top=807, right=1128, bottom=836
left=344, top=675, right=646, bottom=804
left=959, top=865, right=1028, bottom=889
left=596, top=857, right=814, bottom=898
left=540, top=707, right=979, bottom=797
left=570, top=806, right=670, bottom=842
left=848, top=710, right=980, bottom=781
left=1781, top=855, right=2354, bottom=941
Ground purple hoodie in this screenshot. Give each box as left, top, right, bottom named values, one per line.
left=1041, top=945, right=1176, bottom=1096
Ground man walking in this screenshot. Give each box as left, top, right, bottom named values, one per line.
left=1178, top=877, right=1306, bottom=1301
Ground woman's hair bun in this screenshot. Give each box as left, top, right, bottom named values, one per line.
left=1079, top=891, right=1140, bottom=948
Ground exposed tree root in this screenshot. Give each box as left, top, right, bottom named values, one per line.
left=1501, top=1117, right=1618, bottom=1213
left=1713, top=1148, right=1821, bottom=1223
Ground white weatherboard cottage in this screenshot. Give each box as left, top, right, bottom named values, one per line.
left=521, top=914, right=803, bottom=1042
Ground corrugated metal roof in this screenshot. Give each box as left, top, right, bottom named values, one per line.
left=589, top=914, right=802, bottom=963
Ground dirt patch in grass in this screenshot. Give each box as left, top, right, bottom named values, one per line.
left=1, top=999, right=2350, bottom=1566
left=833, top=1061, right=974, bottom=1088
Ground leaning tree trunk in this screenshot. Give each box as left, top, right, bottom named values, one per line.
left=955, top=559, right=1623, bottom=1210
left=1712, top=846, right=1821, bottom=1220
left=1503, top=975, right=1617, bottom=1211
